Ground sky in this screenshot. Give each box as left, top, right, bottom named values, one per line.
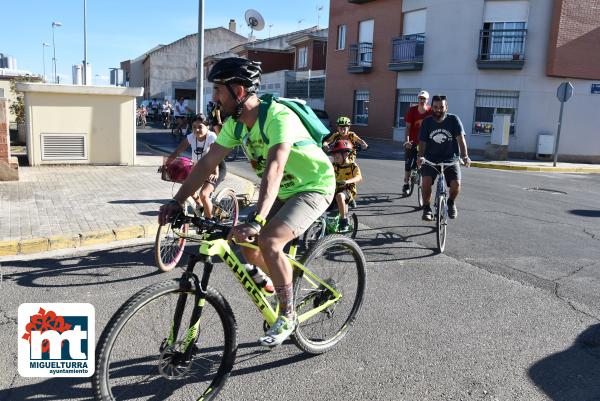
left=0, top=0, right=329, bottom=85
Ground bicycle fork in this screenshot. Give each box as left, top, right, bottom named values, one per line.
left=165, top=254, right=213, bottom=358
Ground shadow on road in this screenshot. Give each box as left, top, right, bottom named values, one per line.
left=4, top=246, right=161, bottom=289
left=0, top=377, right=91, bottom=401
left=569, top=209, right=600, bottom=218
left=529, top=323, right=600, bottom=400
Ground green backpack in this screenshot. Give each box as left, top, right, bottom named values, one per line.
left=234, top=93, right=330, bottom=146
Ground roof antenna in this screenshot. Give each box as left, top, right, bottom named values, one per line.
left=244, top=9, right=265, bottom=43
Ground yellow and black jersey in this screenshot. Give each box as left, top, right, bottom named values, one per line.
left=334, top=162, right=361, bottom=198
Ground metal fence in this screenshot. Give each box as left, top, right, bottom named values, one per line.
left=390, top=34, right=425, bottom=64
left=348, top=42, right=373, bottom=68
left=285, top=77, right=325, bottom=99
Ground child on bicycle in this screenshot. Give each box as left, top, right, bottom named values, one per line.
left=322, top=116, right=369, bottom=162
left=164, top=114, right=227, bottom=219
left=331, top=140, right=363, bottom=231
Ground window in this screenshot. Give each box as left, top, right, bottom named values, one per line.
left=353, top=90, right=370, bottom=125
left=473, top=90, right=519, bottom=135
left=395, top=89, right=420, bottom=128
left=358, top=19, right=374, bottom=64
left=481, top=21, right=526, bottom=60
left=403, top=9, right=426, bottom=36
left=297, top=46, right=308, bottom=68
left=0, top=88, right=4, bottom=97
left=337, top=25, right=346, bottom=50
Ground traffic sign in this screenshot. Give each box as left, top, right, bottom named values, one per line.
left=557, top=81, right=573, bottom=103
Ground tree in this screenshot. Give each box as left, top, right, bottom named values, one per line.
left=9, top=76, right=42, bottom=125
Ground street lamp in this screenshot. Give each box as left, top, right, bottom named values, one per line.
left=52, top=21, right=62, bottom=84
left=42, top=43, right=50, bottom=82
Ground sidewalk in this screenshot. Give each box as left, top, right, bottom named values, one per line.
left=0, top=155, right=256, bottom=257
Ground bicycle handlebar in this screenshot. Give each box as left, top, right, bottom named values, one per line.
left=171, top=212, right=231, bottom=239
left=421, top=158, right=457, bottom=168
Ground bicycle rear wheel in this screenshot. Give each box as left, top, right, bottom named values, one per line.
left=436, top=195, right=447, bottom=253
left=292, top=234, right=366, bottom=354
left=213, top=187, right=239, bottom=226
left=93, top=281, right=237, bottom=401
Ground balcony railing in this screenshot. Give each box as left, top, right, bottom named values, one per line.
left=348, top=42, right=373, bottom=73
left=477, top=28, right=527, bottom=69
left=389, top=34, right=425, bottom=71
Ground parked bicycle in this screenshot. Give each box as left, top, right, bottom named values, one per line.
left=93, top=214, right=366, bottom=400
left=422, top=158, right=453, bottom=253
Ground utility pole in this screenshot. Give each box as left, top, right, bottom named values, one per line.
left=83, top=0, right=88, bottom=85
left=196, top=0, right=205, bottom=114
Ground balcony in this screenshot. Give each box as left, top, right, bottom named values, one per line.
left=348, top=43, right=373, bottom=73
left=389, top=34, right=425, bottom=71
left=477, top=29, right=527, bottom=69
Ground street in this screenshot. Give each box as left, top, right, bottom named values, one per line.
left=1, top=129, right=599, bottom=400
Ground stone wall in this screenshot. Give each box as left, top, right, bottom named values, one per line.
left=0, top=97, right=18, bottom=180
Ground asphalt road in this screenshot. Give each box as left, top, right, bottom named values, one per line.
left=1, top=129, right=599, bottom=400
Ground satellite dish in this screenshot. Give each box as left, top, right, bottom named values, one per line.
left=245, top=9, right=265, bottom=37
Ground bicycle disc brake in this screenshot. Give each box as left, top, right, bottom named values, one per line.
left=158, top=340, right=194, bottom=379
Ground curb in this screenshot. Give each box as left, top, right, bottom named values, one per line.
left=0, top=177, right=257, bottom=258
left=470, top=161, right=600, bottom=174
left=0, top=225, right=159, bottom=257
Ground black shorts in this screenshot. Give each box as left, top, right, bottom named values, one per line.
left=205, top=161, right=227, bottom=189
left=404, top=147, right=419, bottom=171
left=420, top=162, right=461, bottom=186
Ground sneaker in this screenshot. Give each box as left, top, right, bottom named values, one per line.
left=245, top=264, right=275, bottom=295
left=447, top=201, right=458, bottom=219
left=402, top=183, right=410, bottom=196
left=338, top=218, right=350, bottom=232
left=259, top=315, right=297, bottom=347
left=422, top=206, right=433, bottom=221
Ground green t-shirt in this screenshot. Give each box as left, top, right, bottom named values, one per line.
left=216, top=101, right=335, bottom=199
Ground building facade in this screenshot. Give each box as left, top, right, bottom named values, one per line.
left=121, top=26, right=246, bottom=102
left=325, top=0, right=600, bottom=162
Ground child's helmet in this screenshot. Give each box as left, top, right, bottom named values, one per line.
left=336, top=116, right=351, bottom=126
left=331, top=139, right=354, bottom=153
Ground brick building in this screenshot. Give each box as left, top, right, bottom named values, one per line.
left=325, top=0, right=600, bottom=162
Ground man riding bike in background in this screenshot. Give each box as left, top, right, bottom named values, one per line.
left=417, top=95, right=471, bottom=221
left=403, top=90, right=432, bottom=196
left=158, top=57, right=335, bottom=347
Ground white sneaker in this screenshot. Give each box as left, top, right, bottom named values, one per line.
left=259, top=315, right=297, bottom=347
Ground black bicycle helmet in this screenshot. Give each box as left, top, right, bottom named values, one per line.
left=207, top=57, right=262, bottom=90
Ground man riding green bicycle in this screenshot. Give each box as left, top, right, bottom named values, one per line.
left=159, top=57, right=335, bottom=347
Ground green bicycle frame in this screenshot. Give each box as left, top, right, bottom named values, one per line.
left=166, top=230, right=342, bottom=350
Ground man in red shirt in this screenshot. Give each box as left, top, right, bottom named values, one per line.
left=403, top=90, right=432, bottom=196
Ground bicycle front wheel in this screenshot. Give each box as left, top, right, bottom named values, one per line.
left=93, top=280, right=237, bottom=401
left=302, top=218, right=325, bottom=252
left=213, top=187, right=239, bottom=226
left=292, top=234, right=366, bottom=354
left=436, top=196, right=447, bottom=253
left=416, top=172, right=423, bottom=208
left=154, top=222, right=188, bottom=272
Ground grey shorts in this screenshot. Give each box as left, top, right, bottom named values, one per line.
left=266, top=191, right=334, bottom=237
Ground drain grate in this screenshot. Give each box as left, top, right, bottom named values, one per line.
left=524, top=187, right=567, bottom=195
